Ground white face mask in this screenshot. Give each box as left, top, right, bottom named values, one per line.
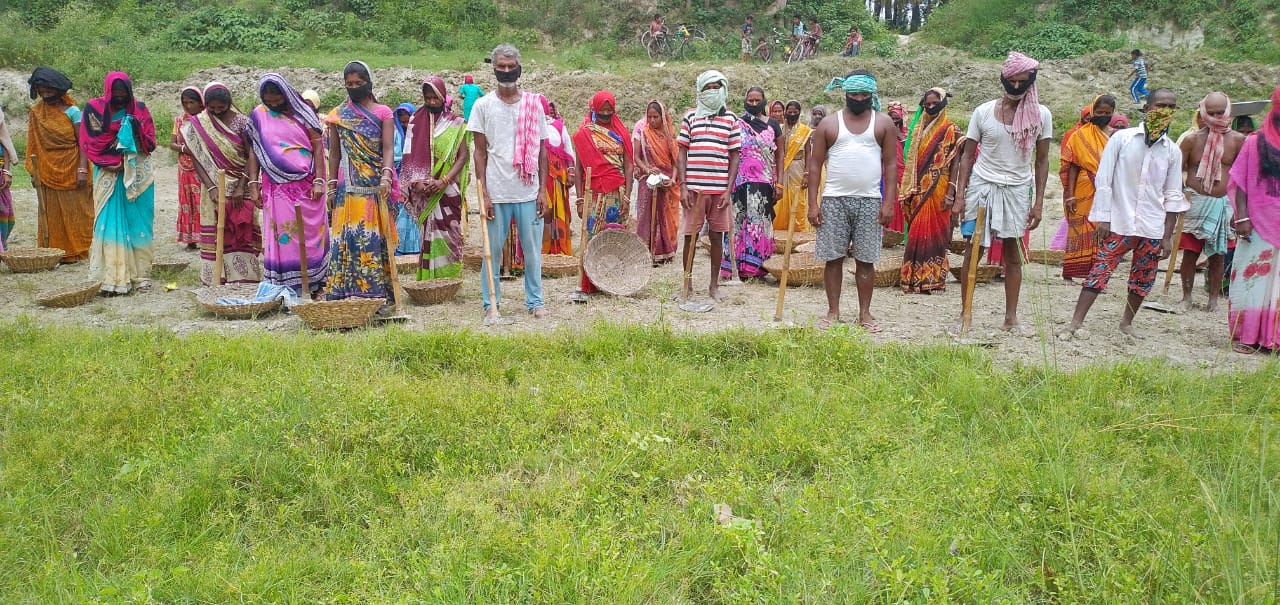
left=697, top=88, right=726, bottom=114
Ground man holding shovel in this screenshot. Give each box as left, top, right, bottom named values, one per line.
left=675, top=70, right=741, bottom=304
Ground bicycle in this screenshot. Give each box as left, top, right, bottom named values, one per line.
left=755, top=28, right=786, bottom=63
left=640, top=28, right=673, bottom=60
left=787, top=34, right=819, bottom=63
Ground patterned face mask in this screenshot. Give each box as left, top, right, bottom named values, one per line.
left=1143, top=107, right=1175, bottom=146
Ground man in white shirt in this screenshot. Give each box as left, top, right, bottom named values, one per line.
left=1059, top=89, right=1188, bottom=340
left=468, top=43, right=550, bottom=325
left=950, top=52, right=1052, bottom=334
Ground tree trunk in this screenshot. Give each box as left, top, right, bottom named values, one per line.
left=910, top=0, right=923, bottom=32
left=874, top=0, right=883, bottom=22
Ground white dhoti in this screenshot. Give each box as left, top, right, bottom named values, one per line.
left=963, top=174, right=1032, bottom=247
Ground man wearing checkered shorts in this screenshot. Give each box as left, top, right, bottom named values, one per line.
left=1060, top=89, right=1188, bottom=340
left=807, top=69, right=898, bottom=331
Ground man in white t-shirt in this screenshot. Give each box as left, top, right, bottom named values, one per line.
left=468, top=43, right=550, bottom=325
left=951, top=51, right=1052, bottom=334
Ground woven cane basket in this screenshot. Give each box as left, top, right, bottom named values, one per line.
left=395, top=255, right=419, bottom=275
left=881, top=229, right=904, bottom=248
left=462, top=245, right=485, bottom=272
left=773, top=231, right=816, bottom=254
left=542, top=254, right=579, bottom=278
left=949, top=265, right=1001, bottom=284
left=873, top=255, right=903, bottom=288
left=403, top=278, right=462, bottom=305
left=151, top=257, right=191, bottom=273
left=194, top=285, right=284, bottom=319
left=293, top=297, right=383, bottom=330
left=0, top=247, right=64, bottom=273
left=949, top=238, right=973, bottom=256
left=1027, top=249, right=1065, bottom=266
left=582, top=229, right=652, bottom=296
left=37, top=281, right=102, bottom=308
left=763, top=251, right=824, bottom=287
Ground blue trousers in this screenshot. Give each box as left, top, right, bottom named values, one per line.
left=482, top=200, right=544, bottom=312
left=1130, top=77, right=1148, bottom=103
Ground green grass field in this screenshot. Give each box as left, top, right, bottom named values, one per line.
left=0, top=320, right=1275, bottom=603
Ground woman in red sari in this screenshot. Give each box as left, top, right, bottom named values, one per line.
left=899, top=88, right=963, bottom=293
left=169, top=87, right=203, bottom=248
left=571, top=90, right=633, bottom=296
left=541, top=96, right=576, bottom=255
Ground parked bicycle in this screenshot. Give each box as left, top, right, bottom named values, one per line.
left=788, top=33, right=820, bottom=63
left=755, top=27, right=787, bottom=63
left=641, top=22, right=710, bottom=61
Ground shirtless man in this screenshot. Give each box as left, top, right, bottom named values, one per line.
left=1178, top=92, right=1246, bottom=313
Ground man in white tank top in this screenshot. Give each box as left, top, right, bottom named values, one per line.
left=950, top=51, right=1053, bottom=334
left=806, top=70, right=899, bottom=332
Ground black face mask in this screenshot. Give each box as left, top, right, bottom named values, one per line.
left=266, top=100, right=289, bottom=113
left=1000, top=72, right=1036, bottom=98
left=924, top=98, right=947, bottom=116
left=41, top=94, right=63, bottom=105
left=495, top=66, right=521, bottom=84
left=744, top=101, right=765, bottom=115
left=347, top=82, right=373, bottom=102
left=110, top=95, right=129, bottom=108
left=846, top=97, right=872, bottom=115
left=425, top=104, right=445, bottom=114
left=1089, top=115, right=1113, bottom=128
left=784, top=113, right=799, bottom=124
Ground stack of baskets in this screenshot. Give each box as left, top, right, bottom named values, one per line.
left=36, top=281, right=102, bottom=308
left=949, top=238, right=972, bottom=256
left=881, top=229, right=904, bottom=248
left=948, top=262, right=1001, bottom=284
left=763, top=251, right=824, bottom=287
left=395, top=255, right=419, bottom=275
left=773, top=231, right=816, bottom=254
left=873, top=255, right=903, bottom=288
left=0, top=247, right=64, bottom=273
left=1027, top=249, right=1065, bottom=266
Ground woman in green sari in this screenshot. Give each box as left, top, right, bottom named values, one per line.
left=399, top=76, right=471, bottom=279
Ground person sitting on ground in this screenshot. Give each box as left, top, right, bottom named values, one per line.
left=842, top=27, right=863, bottom=57
left=1059, top=89, right=1187, bottom=341
left=1178, top=92, right=1247, bottom=313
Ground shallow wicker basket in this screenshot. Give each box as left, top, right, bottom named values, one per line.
left=1, top=247, right=64, bottom=273
left=462, top=245, right=485, bottom=272
left=194, top=284, right=284, bottom=319
left=949, top=238, right=973, bottom=256
left=882, top=229, right=904, bottom=248
left=873, top=255, right=903, bottom=288
left=582, top=229, right=652, bottom=296
left=1028, top=249, right=1065, bottom=266
left=403, top=278, right=462, bottom=305
left=795, top=241, right=816, bottom=254
left=293, top=297, right=384, bottom=330
left=949, top=264, right=1001, bottom=284
left=151, top=257, right=191, bottom=273
left=773, top=231, right=816, bottom=254
left=37, top=281, right=102, bottom=308
left=763, top=251, right=825, bottom=287
left=542, top=253, right=579, bottom=278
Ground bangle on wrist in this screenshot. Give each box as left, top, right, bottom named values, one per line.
left=1234, top=217, right=1251, bottom=225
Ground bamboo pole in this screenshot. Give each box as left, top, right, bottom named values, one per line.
left=213, top=170, right=227, bottom=285
left=773, top=190, right=798, bottom=322
left=960, top=205, right=987, bottom=334
left=1162, top=195, right=1188, bottom=294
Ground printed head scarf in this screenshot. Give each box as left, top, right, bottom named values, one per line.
left=1196, top=92, right=1233, bottom=190
left=824, top=73, right=880, bottom=112
left=1001, top=51, right=1043, bottom=153
left=695, top=70, right=728, bottom=118
left=28, top=66, right=73, bottom=99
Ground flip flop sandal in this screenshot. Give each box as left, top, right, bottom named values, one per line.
left=858, top=321, right=883, bottom=334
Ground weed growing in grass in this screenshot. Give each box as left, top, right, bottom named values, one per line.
left=0, top=321, right=1274, bottom=603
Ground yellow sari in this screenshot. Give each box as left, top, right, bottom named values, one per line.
left=1061, top=122, right=1108, bottom=279
left=773, top=122, right=812, bottom=232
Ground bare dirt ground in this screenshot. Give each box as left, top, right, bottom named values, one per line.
left=1, top=155, right=1261, bottom=373
left=1, top=46, right=1274, bottom=371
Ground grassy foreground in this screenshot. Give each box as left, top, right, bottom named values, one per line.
left=0, top=320, right=1275, bottom=604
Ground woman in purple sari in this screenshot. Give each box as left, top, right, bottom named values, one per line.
left=246, top=73, right=330, bottom=295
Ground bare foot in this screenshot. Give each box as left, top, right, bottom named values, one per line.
left=674, top=285, right=692, bottom=302
left=999, top=319, right=1021, bottom=332
left=1118, top=322, right=1138, bottom=338
left=1206, top=298, right=1220, bottom=313
left=1175, top=299, right=1193, bottom=314
left=709, top=286, right=728, bottom=303
left=531, top=306, right=548, bottom=319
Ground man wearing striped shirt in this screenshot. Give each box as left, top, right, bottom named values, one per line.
left=676, top=70, right=742, bottom=303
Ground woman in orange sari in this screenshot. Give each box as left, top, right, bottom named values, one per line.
left=1060, top=95, right=1116, bottom=280
left=632, top=99, right=681, bottom=263
left=25, top=67, right=94, bottom=262
left=899, top=87, right=963, bottom=293
left=541, top=96, right=576, bottom=255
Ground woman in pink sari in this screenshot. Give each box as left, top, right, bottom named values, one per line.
left=1227, top=86, right=1280, bottom=354
left=246, top=73, right=330, bottom=295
